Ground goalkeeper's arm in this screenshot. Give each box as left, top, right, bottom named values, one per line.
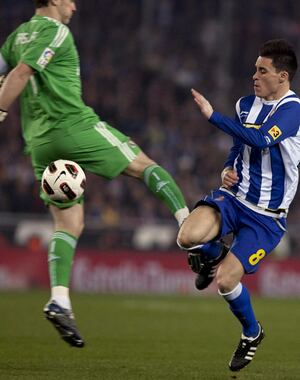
left=0, top=62, right=34, bottom=122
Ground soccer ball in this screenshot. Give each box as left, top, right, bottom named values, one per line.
left=41, top=159, right=86, bottom=201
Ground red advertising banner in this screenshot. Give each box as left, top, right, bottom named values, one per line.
left=0, top=248, right=300, bottom=297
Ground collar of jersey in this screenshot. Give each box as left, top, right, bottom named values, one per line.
left=32, top=14, right=62, bottom=26
left=258, top=89, right=295, bottom=105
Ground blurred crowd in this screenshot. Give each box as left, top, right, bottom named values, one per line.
left=1, top=0, right=300, bottom=253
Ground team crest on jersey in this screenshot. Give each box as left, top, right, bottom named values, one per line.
left=37, top=47, right=55, bottom=68
left=268, top=125, right=282, bottom=140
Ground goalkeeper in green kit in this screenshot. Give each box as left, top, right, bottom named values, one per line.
left=0, top=0, right=189, bottom=347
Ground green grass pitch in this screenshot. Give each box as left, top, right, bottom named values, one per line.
left=0, top=291, right=299, bottom=380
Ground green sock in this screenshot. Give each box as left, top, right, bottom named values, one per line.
left=143, top=164, right=187, bottom=216
left=48, top=231, right=77, bottom=287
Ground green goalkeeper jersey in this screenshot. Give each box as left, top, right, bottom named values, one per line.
left=0, top=15, right=99, bottom=151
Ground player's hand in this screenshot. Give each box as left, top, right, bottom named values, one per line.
left=191, top=88, right=214, bottom=119
left=221, top=167, right=239, bottom=189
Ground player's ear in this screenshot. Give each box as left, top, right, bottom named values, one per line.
left=279, top=71, right=288, bottom=83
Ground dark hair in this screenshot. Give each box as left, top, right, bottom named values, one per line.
left=34, top=0, right=49, bottom=8
left=259, top=39, right=298, bottom=81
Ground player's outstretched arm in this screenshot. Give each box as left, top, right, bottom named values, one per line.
left=0, top=62, right=33, bottom=122
left=191, top=88, right=214, bottom=119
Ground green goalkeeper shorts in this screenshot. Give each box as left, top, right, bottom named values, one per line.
left=30, top=120, right=141, bottom=209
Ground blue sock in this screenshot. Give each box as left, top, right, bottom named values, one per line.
left=195, top=241, right=223, bottom=261
left=219, top=283, right=259, bottom=338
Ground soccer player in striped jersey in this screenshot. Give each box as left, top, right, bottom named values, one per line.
left=178, top=39, right=300, bottom=371
left=0, top=0, right=189, bottom=347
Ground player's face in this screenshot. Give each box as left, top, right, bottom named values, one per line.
left=253, top=56, right=287, bottom=100
left=57, top=0, right=76, bottom=24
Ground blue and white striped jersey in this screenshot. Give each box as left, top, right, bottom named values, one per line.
left=209, top=90, right=300, bottom=215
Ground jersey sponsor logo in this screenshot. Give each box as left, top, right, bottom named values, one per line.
left=243, top=123, right=261, bottom=129
left=268, top=125, right=282, bottom=140
left=37, top=47, right=55, bottom=68
left=15, top=32, right=39, bottom=45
